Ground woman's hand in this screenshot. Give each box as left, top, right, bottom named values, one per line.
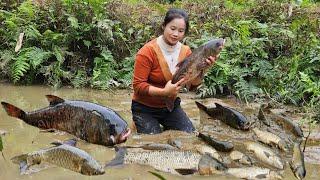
left=163, top=78, right=185, bottom=97
left=205, top=55, right=219, bottom=68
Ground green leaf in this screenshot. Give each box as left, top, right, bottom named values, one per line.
left=0, top=135, right=3, bottom=151
left=68, top=16, right=79, bottom=29
left=148, top=171, right=166, bottom=180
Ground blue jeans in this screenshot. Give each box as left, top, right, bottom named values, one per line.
left=131, top=98, right=195, bottom=134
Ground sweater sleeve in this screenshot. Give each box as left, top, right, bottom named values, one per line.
left=132, top=53, right=153, bottom=96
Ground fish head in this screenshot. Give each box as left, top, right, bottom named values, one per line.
left=198, top=153, right=226, bottom=175
left=106, top=114, right=131, bottom=145
left=204, top=38, right=225, bottom=56
left=81, top=159, right=105, bottom=175
left=237, top=118, right=251, bottom=131
left=294, top=166, right=306, bottom=180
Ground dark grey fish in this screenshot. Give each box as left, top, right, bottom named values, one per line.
left=198, top=132, right=234, bottom=152
left=195, top=101, right=250, bottom=130
left=1, top=95, right=131, bottom=146
left=11, top=143, right=104, bottom=175
left=165, top=38, right=225, bottom=112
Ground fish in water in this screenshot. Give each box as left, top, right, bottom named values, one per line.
left=245, top=141, right=284, bottom=169
left=289, top=139, right=306, bottom=180
left=270, top=113, right=303, bottom=138
left=11, top=142, right=105, bottom=175
left=195, top=101, right=250, bottom=130
left=106, top=147, right=226, bottom=175
left=1, top=95, right=131, bottom=146
left=253, top=128, right=289, bottom=152
left=165, top=38, right=225, bottom=111
left=197, top=132, right=234, bottom=152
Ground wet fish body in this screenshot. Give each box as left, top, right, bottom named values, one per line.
left=195, top=144, right=223, bottom=162
left=271, top=114, right=303, bottom=137
left=196, top=101, right=250, bottom=130
left=226, top=167, right=283, bottom=180
left=165, top=38, right=225, bottom=111
left=253, top=128, right=289, bottom=152
left=1, top=95, right=131, bottom=146
left=289, top=141, right=306, bottom=180
left=198, top=132, right=234, bottom=152
left=11, top=144, right=104, bottom=175
left=245, top=141, right=284, bottom=169
left=106, top=147, right=225, bottom=175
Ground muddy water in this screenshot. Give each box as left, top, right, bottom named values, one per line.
left=0, top=83, right=319, bottom=180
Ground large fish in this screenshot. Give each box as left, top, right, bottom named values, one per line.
left=195, top=101, right=250, bottom=130
left=245, top=141, right=284, bottom=169
left=106, top=147, right=226, bottom=175
left=11, top=142, right=104, bottom=175
left=226, top=167, right=283, bottom=179
left=253, top=128, right=289, bottom=152
left=289, top=140, right=306, bottom=180
left=165, top=38, right=225, bottom=111
left=1, top=95, right=131, bottom=146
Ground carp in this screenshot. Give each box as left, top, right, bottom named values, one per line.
left=166, top=38, right=225, bottom=111
left=289, top=140, right=306, bottom=180
left=106, top=147, right=226, bottom=175
left=1, top=95, right=131, bottom=146
left=226, top=167, right=283, bottom=179
left=195, top=101, right=250, bottom=130
left=245, top=141, right=284, bottom=169
left=253, top=128, right=289, bottom=152
left=11, top=142, right=104, bottom=175
left=271, top=113, right=303, bottom=137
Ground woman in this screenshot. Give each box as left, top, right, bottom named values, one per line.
left=131, top=8, right=218, bottom=134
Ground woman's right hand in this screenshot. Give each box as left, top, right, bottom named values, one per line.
left=163, top=78, right=185, bottom=97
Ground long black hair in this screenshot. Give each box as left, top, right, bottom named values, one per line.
left=162, top=8, right=189, bottom=34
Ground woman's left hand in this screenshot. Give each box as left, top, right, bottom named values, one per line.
left=205, top=55, right=219, bottom=68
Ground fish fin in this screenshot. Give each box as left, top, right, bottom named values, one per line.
left=214, top=103, right=224, bottom=109
left=195, top=101, right=208, bottom=112
left=105, top=147, right=126, bottom=167
left=1, top=102, right=26, bottom=119
left=165, top=98, right=174, bottom=112
left=45, top=95, right=65, bottom=106
left=51, top=138, right=77, bottom=147
left=19, top=160, right=29, bottom=175
left=263, top=151, right=271, bottom=158
left=174, top=168, right=198, bottom=175
left=39, top=129, right=56, bottom=133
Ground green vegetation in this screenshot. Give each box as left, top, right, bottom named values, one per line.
left=0, top=0, right=319, bottom=116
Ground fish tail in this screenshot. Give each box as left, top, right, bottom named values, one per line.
left=1, top=102, right=26, bottom=119
left=165, top=98, right=175, bottom=112
left=195, top=101, right=208, bottom=112
left=105, top=147, right=126, bottom=167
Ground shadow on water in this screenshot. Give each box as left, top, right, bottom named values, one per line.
left=0, top=83, right=319, bottom=179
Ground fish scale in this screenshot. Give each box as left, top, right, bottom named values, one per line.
left=123, top=150, right=202, bottom=174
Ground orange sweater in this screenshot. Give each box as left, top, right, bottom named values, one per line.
left=132, top=39, right=192, bottom=108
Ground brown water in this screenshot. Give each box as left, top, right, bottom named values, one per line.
left=0, top=83, right=319, bottom=180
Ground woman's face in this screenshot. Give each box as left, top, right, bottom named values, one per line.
left=163, top=18, right=186, bottom=46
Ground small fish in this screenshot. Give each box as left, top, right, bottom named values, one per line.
left=245, top=141, right=284, bottom=169
left=198, top=153, right=227, bottom=175
left=289, top=140, right=306, bottom=180
left=1, top=95, right=131, bottom=146
left=226, top=167, right=283, bottom=179
left=106, top=147, right=225, bottom=175
left=165, top=38, right=225, bottom=111
left=11, top=143, right=104, bottom=175
left=198, top=132, right=234, bottom=152
left=253, top=128, right=289, bottom=152
left=195, top=101, right=250, bottom=130
left=195, top=144, right=223, bottom=162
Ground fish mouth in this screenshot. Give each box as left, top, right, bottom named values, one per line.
left=218, top=39, right=226, bottom=51
left=117, top=128, right=131, bottom=144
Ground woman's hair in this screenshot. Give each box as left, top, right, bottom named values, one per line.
left=162, top=8, right=189, bottom=34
